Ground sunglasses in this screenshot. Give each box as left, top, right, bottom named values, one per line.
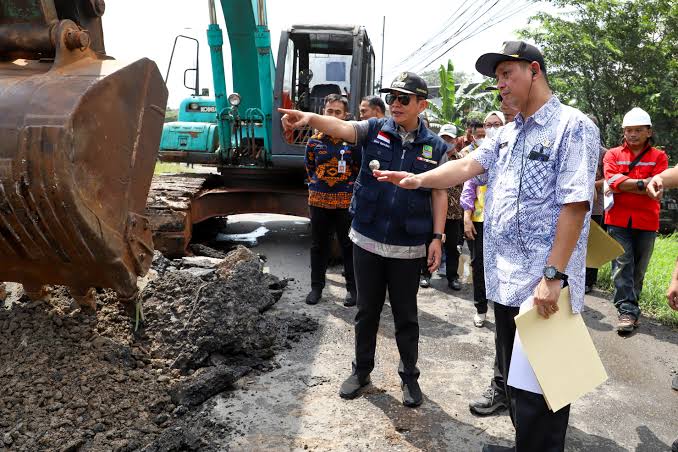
left=385, top=93, right=417, bottom=106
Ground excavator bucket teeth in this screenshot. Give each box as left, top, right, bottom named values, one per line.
left=0, top=26, right=168, bottom=301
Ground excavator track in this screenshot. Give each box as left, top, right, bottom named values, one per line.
left=146, top=169, right=309, bottom=257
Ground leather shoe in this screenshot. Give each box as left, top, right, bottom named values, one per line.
left=305, top=289, right=322, bottom=305
left=401, top=381, right=423, bottom=407
left=448, top=278, right=461, bottom=291
left=339, top=373, right=370, bottom=399
left=343, top=290, right=357, bottom=307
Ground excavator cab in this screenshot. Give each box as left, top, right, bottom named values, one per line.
left=0, top=0, right=167, bottom=308
left=271, top=25, right=375, bottom=168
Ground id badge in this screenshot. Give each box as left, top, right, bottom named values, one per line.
left=338, top=160, right=347, bottom=173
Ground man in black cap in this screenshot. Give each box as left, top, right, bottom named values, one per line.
left=374, top=42, right=600, bottom=451
left=279, top=72, right=448, bottom=408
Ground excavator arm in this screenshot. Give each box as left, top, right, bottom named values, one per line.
left=0, top=0, right=168, bottom=308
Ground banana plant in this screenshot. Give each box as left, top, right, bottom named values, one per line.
left=427, top=59, right=498, bottom=129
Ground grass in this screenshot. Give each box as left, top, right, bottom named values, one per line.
left=597, top=233, right=678, bottom=328
left=154, top=162, right=197, bottom=175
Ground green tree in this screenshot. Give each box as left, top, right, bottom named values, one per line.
left=520, top=0, right=677, bottom=160
left=427, top=60, right=498, bottom=128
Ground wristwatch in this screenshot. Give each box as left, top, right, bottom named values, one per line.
left=432, top=233, right=446, bottom=243
left=543, top=265, right=568, bottom=282
left=636, top=179, right=645, bottom=190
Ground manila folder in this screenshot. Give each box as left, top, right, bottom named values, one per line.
left=586, top=220, right=624, bottom=268
left=514, top=288, right=608, bottom=412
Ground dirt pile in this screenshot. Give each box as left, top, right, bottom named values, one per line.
left=0, top=246, right=317, bottom=451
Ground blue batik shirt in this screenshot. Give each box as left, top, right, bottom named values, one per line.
left=470, top=96, right=600, bottom=313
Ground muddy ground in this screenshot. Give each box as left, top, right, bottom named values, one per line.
left=0, top=245, right=317, bottom=451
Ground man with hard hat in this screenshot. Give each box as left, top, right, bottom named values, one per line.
left=279, top=71, right=449, bottom=408
left=375, top=40, right=600, bottom=452
left=603, top=107, right=668, bottom=334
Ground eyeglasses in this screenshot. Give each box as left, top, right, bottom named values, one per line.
left=385, top=93, right=416, bottom=106
left=484, top=122, right=503, bottom=128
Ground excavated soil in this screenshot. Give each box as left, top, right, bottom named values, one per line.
left=0, top=246, right=317, bottom=451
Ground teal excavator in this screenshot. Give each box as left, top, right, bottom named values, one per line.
left=159, top=0, right=376, bottom=173
left=0, top=0, right=375, bottom=309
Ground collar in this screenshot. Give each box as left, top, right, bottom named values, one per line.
left=514, top=95, right=561, bottom=128
left=622, top=141, right=652, bottom=155
left=313, top=131, right=345, bottom=145
left=381, top=117, right=427, bottom=141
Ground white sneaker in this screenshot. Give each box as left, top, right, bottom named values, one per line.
left=473, top=313, right=486, bottom=328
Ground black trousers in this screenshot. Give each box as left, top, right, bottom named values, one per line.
left=309, top=206, right=355, bottom=292
left=443, top=218, right=463, bottom=282
left=467, top=221, right=488, bottom=314
left=353, top=244, right=421, bottom=383
left=585, top=215, right=604, bottom=288
left=495, top=303, right=570, bottom=452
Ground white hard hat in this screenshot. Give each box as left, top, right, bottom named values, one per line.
left=622, top=107, right=652, bottom=128
left=438, top=124, right=458, bottom=138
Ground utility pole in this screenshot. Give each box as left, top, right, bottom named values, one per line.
left=379, top=16, right=385, bottom=90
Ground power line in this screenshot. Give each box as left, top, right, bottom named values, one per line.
left=387, top=0, right=537, bottom=75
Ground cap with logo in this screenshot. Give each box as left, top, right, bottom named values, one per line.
left=475, top=41, right=546, bottom=78
left=438, top=124, right=458, bottom=138
left=621, top=107, right=652, bottom=128
left=380, top=71, right=429, bottom=98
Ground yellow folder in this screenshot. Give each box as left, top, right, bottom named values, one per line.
left=514, top=288, right=608, bottom=412
left=586, top=221, right=624, bottom=268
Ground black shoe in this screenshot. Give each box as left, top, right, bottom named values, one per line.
left=401, top=381, right=423, bottom=408
left=448, top=278, right=461, bottom=291
left=305, top=289, right=322, bottom=305
left=585, top=285, right=593, bottom=294
left=469, top=386, right=508, bottom=416
left=343, top=290, right=357, bottom=307
left=481, top=445, right=514, bottom=452
left=339, top=374, right=370, bottom=399
left=419, top=277, right=430, bottom=288
left=672, top=437, right=678, bottom=452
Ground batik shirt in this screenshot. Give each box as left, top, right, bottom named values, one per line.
left=305, top=132, right=360, bottom=209
left=470, top=96, right=599, bottom=313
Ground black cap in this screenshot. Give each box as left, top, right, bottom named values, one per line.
left=380, top=71, right=428, bottom=98
left=475, top=41, right=546, bottom=78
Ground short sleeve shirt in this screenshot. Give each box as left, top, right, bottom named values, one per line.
left=470, top=96, right=600, bottom=313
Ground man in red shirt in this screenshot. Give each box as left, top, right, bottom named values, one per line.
left=603, top=107, right=669, bottom=333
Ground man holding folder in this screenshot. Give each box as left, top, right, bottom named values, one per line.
left=375, top=41, right=599, bottom=451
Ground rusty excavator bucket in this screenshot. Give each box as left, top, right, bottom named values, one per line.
left=0, top=1, right=168, bottom=308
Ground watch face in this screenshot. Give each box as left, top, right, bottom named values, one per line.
left=545, top=267, right=556, bottom=278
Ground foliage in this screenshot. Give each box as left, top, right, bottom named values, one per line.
left=165, top=109, right=178, bottom=123
left=426, top=60, right=498, bottom=128
left=419, top=67, right=471, bottom=87
left=597, top=233, right=678, bottom=327
left=154, top=162, right=196, bottom=174
left=520, top=0, right=677, bottom=161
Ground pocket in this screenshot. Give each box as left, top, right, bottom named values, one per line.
left=522, top=159, right=552, bottom=198
left=405, top=216, right=432, bottom=236
left=364, top=143, right=393, bottom=170
left=351, top=182, right=380, bottom=223
left=411, top=159, right=436, bottom=174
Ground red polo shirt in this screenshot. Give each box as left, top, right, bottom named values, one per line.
left=603, top=143, right=668, bottom=231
